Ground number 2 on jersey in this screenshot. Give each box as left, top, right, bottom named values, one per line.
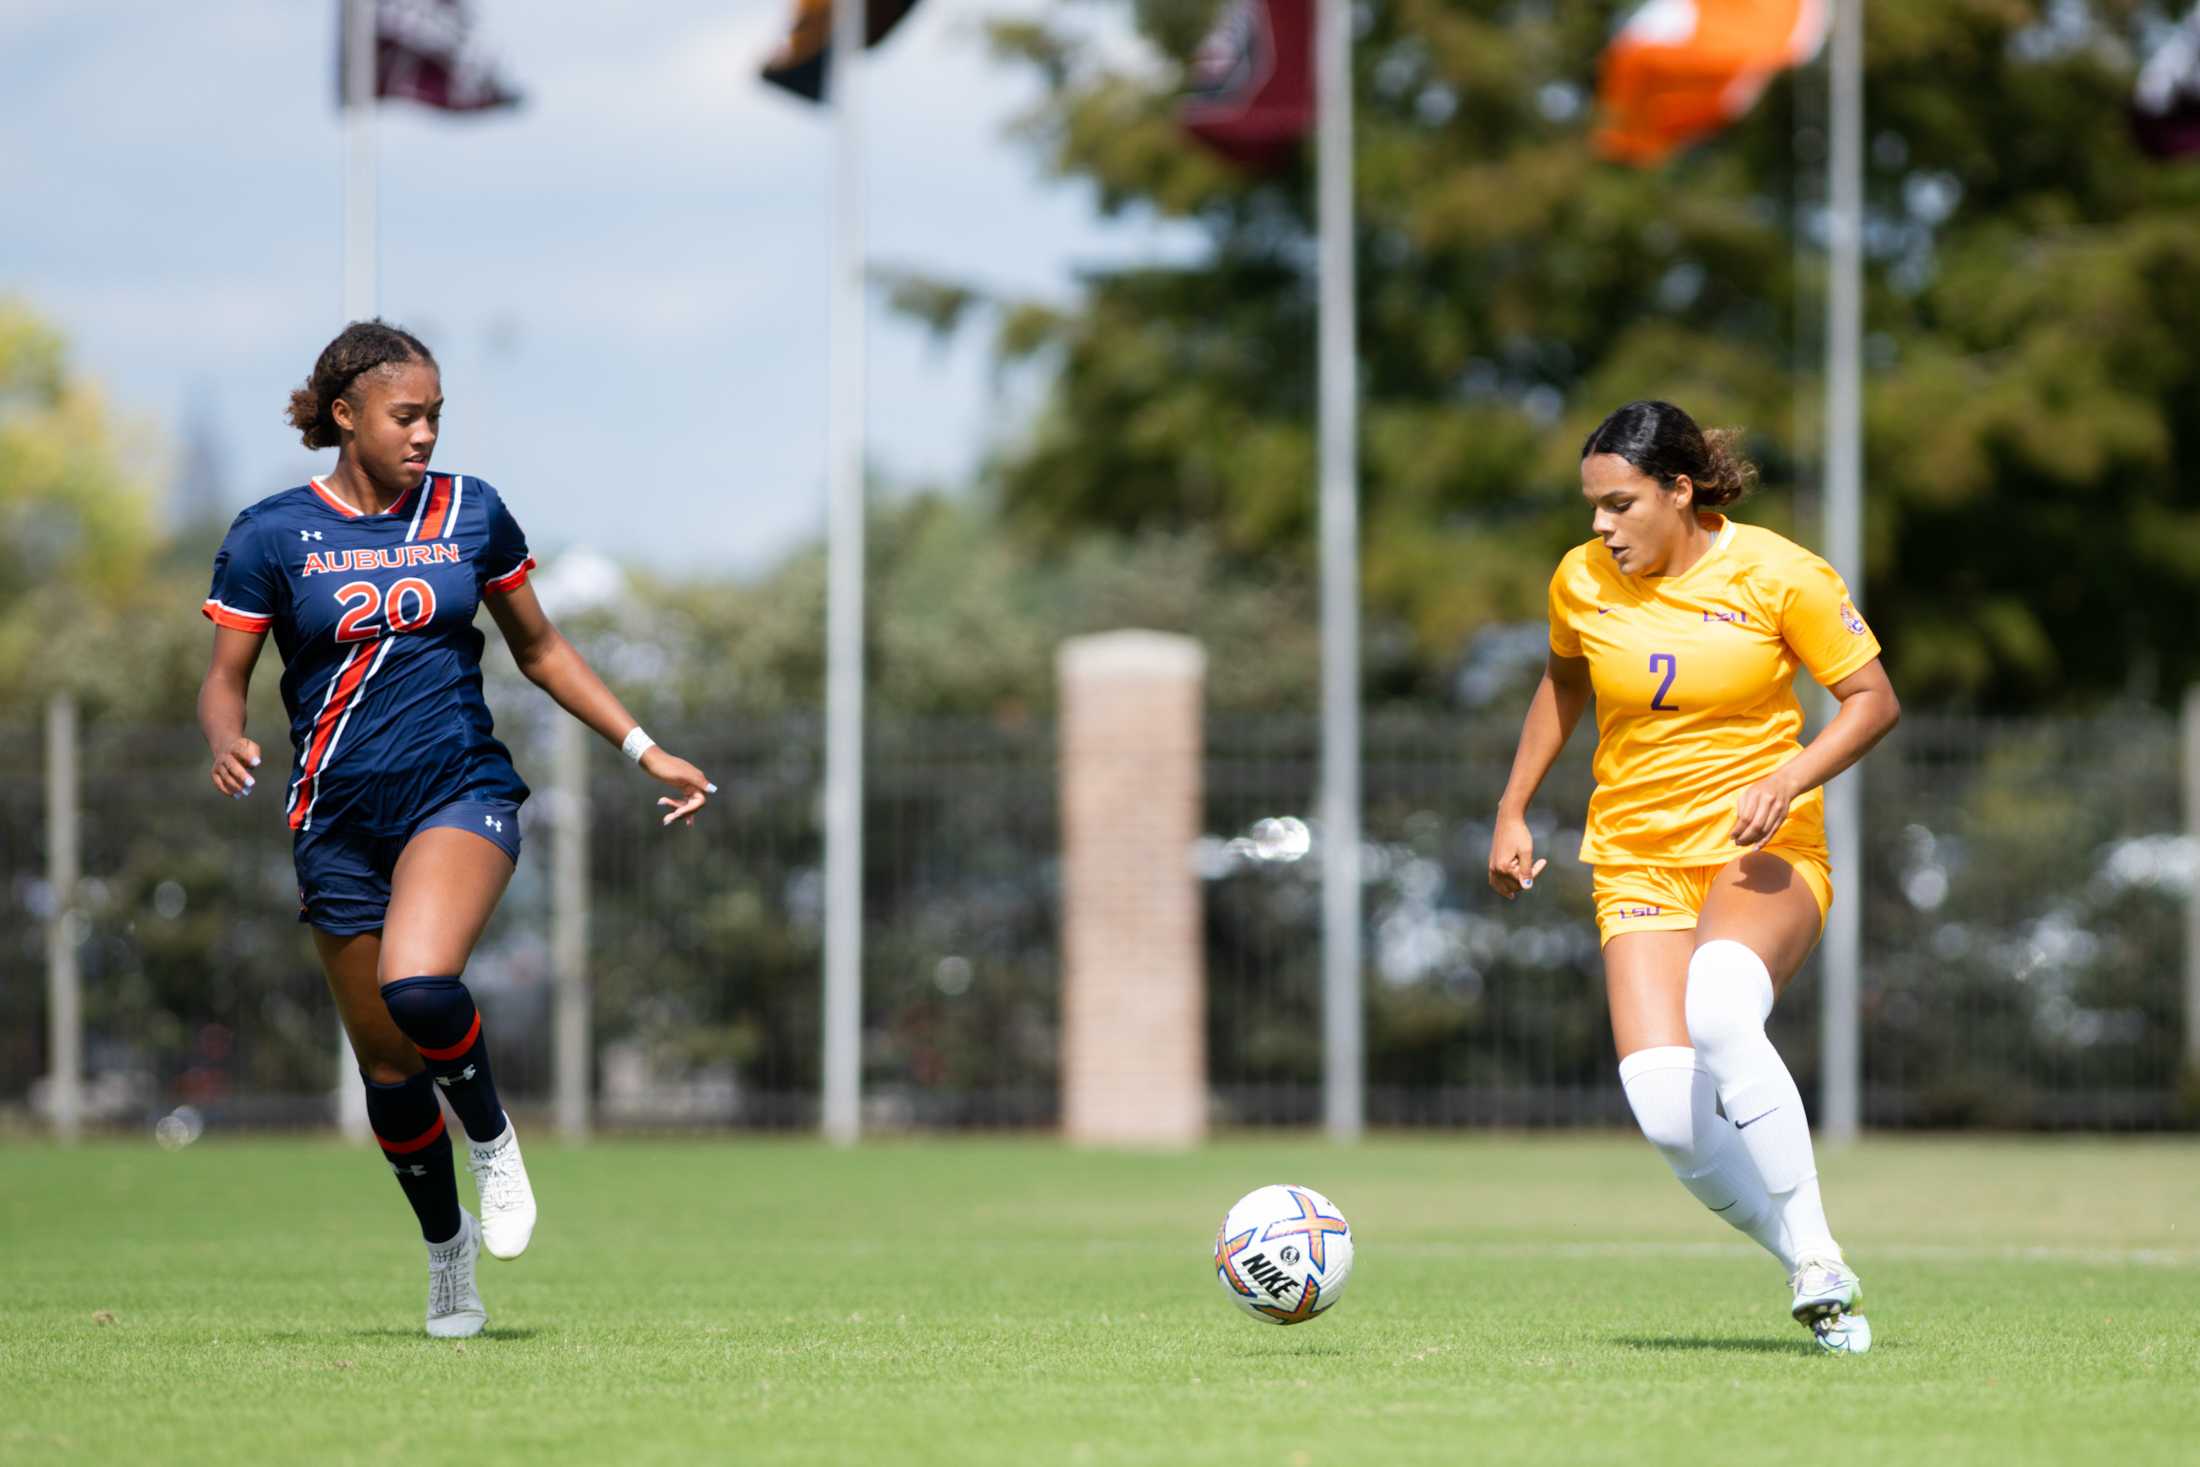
left=1649, top=652, right=1679, bottom=711
left=334, top=578, right=437, bottom=643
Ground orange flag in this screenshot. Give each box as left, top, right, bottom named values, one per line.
left=1596, top=0, right=1827, bottom=165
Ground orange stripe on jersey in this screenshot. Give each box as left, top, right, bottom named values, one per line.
left=376, top=1112, right=448, bottom=1154
left=202, top=599, right=273, bottom=633
left=288, top=644, right=376, bottom=831
left=484, top=556, right=535, bottom=595
left=309, top=476, right=363, bottom=518
left=414, top=1012, right=482, bottom=1062
left=414, top=475, right=453, bottom=541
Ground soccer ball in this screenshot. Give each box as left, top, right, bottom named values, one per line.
left=1212, top=1184, right=1354, bottom=1325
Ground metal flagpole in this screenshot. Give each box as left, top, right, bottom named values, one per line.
left=820, top=0, right=869, bottom=1145
left=1317, top=0, right=1364, bottom=1141
left=46, top=693, right=82, bottom=1143
left=343, top=0, right=378, bottom=323
left=2184, top=686, right=2200, bottom=1086
left=1819, top=0, right=1864, bottom=1146
left=335, top=0, right=379, bottom=1142
left=552, top=716, right=593, bottom=1139
left=2184, top=685, right=2200, bottom=1086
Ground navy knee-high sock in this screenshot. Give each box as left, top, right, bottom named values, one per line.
left=363, top=1070, right=461, bottom=1244
left=382, top=976, right=507, bottom=1143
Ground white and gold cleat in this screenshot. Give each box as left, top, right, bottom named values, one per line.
left=1810, top=1308, right=1873, bottom=1355
left=1789, top=1255, right=1869, bottom=1355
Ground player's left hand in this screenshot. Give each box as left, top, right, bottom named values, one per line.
left=640, top=747, right=716, bottom=828
left=1730, top=772, right=1798, bottom=849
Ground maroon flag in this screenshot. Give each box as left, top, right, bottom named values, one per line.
left=2133, top=7, right=2200, bottom=158
left=339, top=0, right=522, bottom=113
left=761, top=0, right=922, bottom=103
left=1180, top=0, right=1313, bottom=171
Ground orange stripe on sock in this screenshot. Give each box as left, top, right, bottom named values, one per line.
left=376, top=1112, right=447, bottom=1154
left=415, top=1010, right=482, bottom=1062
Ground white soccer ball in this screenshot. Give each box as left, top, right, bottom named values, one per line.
left=1212, top=1183, right=1354, bottom=1325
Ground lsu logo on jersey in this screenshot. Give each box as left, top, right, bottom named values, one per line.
left=1839, top=598, right=1868, bottom=636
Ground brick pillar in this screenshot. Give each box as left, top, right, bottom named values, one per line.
left=1058, top=631, right=1207, bottom=1146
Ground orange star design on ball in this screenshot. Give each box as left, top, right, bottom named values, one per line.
left=1259, top=1188, right=1349, bottom=1273
left=1253, top=1274, right=1326, bottom=1325
left=1214, top=1225, right=1259, bottom=1299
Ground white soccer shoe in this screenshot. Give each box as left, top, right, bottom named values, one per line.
left=426, top=1210, right=488, bottom=1339
left=1811, top=1309, right=1873, bottom=1355
left=467, top=1119, right=538, bottom=1261
left=1789, top=1255, right=1870, bottom=1355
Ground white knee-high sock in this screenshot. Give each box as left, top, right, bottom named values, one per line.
left=1684, top=939, right=1841, bottom=1262
left=1619, top=1046, right=1795, bottom=1272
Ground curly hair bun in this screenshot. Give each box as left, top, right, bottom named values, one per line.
left=1580, top=400, right=1759, bottom=509
left=284, top=320, right=436, bottom=449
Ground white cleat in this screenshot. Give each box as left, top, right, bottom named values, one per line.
left=1811, top=1309, right=1873, bottom=1355
left=467, top=1119, right=537, bottom=1261
left=426, top=1210, right=488, bottom=1339
left=1789, top=1255, right=1869, bottom=1355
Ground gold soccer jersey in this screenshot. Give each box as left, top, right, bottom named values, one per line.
left=1547, top=515, right=1881, bottom=868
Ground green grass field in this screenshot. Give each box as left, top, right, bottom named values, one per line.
left=3, top=1135, right=2195, bottom=1466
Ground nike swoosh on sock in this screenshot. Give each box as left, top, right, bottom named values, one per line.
left=1734, top=1107, right=1779, bottom=1129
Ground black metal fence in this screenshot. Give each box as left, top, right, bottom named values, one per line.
left=1, top=707, right=2190, bottom=1133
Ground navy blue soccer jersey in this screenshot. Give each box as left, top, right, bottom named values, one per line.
left=204, top=472, right=534, bottom=835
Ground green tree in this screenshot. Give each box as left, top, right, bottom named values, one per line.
left=911, top=0, right=2200, bottom=710
left=0, top=298, right=209, bottom=719
left=599, top=491, right=1320, bottom=721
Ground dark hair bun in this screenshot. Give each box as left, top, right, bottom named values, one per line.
left=1580, top=399, right=1758, bottom=509
left=284, top=319, right=436, bottom=449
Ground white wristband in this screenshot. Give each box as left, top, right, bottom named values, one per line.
left=621, top=727, right=657, bottom=763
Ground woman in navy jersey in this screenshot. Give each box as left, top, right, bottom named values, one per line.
left=196, top=320, right=714, bottom=1338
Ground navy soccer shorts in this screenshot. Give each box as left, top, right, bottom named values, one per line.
left=294, top=799, right=524, bottom=935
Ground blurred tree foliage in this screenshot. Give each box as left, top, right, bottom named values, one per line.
left=584, top=492, right=1324, bottom=721
left=905, top=0, right=2200, bottom=711
left=0, top=294, right=1321, bottom=733
left=0, top=299, right=205, bottom=718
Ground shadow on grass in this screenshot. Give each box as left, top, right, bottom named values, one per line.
left=1614, top=1334, right=1816, bottom=1356
left=1231, top=1341, right=1353, bottom=1358
left=259, top=1326, right=551, bottom=1344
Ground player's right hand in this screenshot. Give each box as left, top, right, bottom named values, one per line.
left=1487, top=812, right=1547, bottom=901
left=212, top=737, right=262, bottom=799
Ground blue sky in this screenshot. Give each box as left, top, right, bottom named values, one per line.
left=3, top=0, right=1199, bottom=573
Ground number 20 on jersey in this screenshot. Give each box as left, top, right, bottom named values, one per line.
left=334, top=578, right=437, bottom=642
